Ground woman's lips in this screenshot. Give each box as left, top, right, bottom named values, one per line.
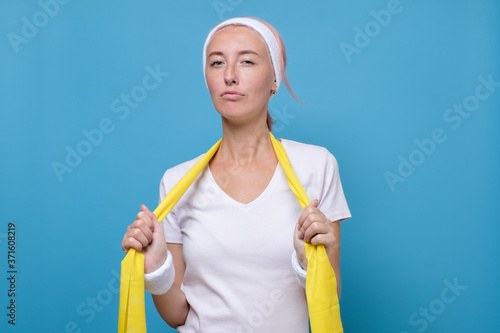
left=221, top=91, right=244, bottom=100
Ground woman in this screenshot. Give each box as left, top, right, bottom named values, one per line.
left=121, top=17, right=351, bottom=332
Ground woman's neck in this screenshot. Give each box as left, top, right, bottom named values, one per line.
left=216, top=121, right=275, bottom=166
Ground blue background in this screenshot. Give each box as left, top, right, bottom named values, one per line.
left=1, top=0, right=499, bottom=332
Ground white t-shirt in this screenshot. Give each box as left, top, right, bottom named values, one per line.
left=159, top=139, right=351, bottom=333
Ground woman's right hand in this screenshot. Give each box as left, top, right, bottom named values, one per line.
left=121, top=204, right=168, bottom=274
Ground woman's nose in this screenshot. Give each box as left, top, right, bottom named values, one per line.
left=224, top=63, right=238, bottom=85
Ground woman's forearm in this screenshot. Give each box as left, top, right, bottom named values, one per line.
left=152, top=284, right=190, bottom=328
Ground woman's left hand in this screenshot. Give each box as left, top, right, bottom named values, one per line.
left=293, top=199, right=336, bottom=269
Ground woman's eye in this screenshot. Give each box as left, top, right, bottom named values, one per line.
left=243, top=60, right=254, bottom=65
left=210, top=60, right=223, bottom=67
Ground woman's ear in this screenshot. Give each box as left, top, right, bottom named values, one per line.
left=271, top=79, right=277, bottom=95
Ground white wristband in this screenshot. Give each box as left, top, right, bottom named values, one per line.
left=291, top=250, right=307, bottom=288
left=144, top=250, right=175, bottom=295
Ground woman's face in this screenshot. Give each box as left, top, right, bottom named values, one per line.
left=205, top=25, right=277, bottom=127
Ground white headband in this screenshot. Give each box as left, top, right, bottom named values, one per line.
left=202, top=17, right=283, bottom=91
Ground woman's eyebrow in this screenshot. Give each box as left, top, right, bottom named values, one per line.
left=238, top=50, right=260, bottom=56
left=207, top=51, right=224, bottom=57
left=207, top=50, right=260, bottom=58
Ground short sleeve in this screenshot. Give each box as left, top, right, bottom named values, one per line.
left=156, top=154, right=205, bottom=244
left=316, top=148, right=351, bottom=222
left=159, top=170, right=183, bottom=244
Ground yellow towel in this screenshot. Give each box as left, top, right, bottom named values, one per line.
left=118, top=133, right=343, bottom=333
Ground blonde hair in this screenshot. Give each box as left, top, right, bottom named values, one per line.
left=251, top=17, right=300, bottom=103
left=250, top=18, right=300, bottom=131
